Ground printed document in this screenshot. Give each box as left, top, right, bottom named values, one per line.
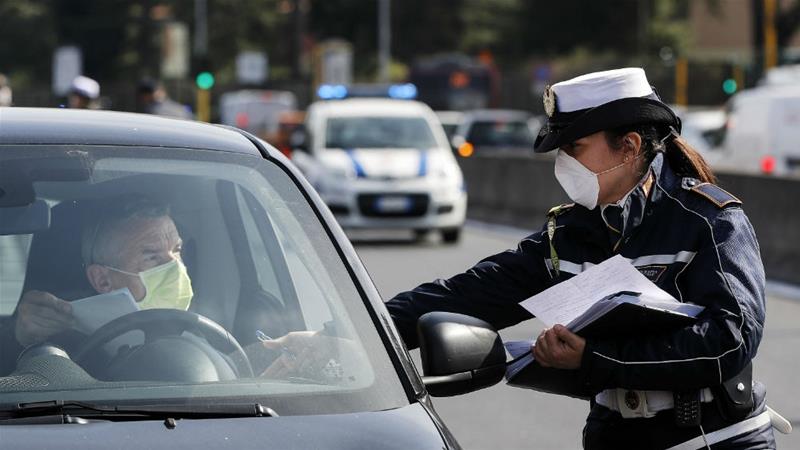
left=71, top=288, right=139, bottom=334
left=504, top=255, right=706, bottom=395
left=519, top=254, right=679, bottom=326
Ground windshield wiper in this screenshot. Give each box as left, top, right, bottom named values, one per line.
left=2, top=400, right=278, bottom=422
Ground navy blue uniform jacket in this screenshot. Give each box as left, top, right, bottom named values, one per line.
left=386, top=153, right=765, bottom=393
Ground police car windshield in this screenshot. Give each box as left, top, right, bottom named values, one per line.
left=325, top=117, right=438, bottom=149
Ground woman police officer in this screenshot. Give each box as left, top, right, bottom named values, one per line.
left=386, top=68, right=777, bottom=449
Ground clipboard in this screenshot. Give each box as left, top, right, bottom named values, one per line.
left=504, top=291, right=703, bottom=399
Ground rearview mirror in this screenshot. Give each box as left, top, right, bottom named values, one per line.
left=0, top=199, right=51, bottom=235
left=450, top=135, right=465, bottom=151
left=418, top=312, right=506, bottom=397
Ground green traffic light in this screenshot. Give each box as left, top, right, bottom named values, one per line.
left=196, top=71, right=215, bottom=90
left=722, top=78, right=737, bottom=95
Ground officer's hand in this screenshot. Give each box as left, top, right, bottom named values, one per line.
left=259, top=331, right=316, bottom=378
left=14, top=290, right=74, bottom=348
left=260, top=331, right=354, bottom=382
left=533, top=324, right=585, bottom=370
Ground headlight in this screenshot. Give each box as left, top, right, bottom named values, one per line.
left=434, top=161, right=455, bottom=179
left=427, top=154, right=462, bottom=184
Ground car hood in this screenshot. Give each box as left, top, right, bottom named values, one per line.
left=0, top=403, right=453, bottom=450
left=321, top=148, right=433, bottom=179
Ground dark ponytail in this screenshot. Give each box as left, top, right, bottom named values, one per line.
left=605, top=125, right=717, bottom=184
left=664, top=135, right=716, bottom=184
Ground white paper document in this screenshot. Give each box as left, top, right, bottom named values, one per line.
left=71, top=288, right=139, bottom=334
left=519, top=254, right=679, bottom=327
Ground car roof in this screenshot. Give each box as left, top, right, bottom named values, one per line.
left=435, top=110, right=464, bottom=122
left=308, top=98, right=434, bottom=117
left=0, top=107, right=263, bottom=156
left=462, top=109, right=532, bottom=121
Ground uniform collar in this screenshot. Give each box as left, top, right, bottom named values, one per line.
left=599, top=152, right=665, bottom=238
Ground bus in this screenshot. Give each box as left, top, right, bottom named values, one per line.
left=409, top=53, right=499, bottom=111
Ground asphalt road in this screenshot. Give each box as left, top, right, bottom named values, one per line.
left=352, top=224, right=799, bottom=450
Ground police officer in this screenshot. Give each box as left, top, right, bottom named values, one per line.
left=68, top=75, right=100, bottom=109
left=136, top=78, right=193, bottom=119
left=386, top=68, right=778, bottom=448
left=0, top=73, right=12, bottom=106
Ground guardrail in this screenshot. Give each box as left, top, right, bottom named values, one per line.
left=459, top=154, right=800, bottom=285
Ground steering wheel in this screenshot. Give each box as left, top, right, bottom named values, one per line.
left=73, top=309, right=254, bottom=379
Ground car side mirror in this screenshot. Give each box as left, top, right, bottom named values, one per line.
left=450, top=135, right=465, bottom=152
left=418, top=312, right=506, bottom=397
left=290, top=127, right=309, bottom=153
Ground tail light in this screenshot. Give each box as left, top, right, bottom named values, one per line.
left=760, top=155, right=776, bottom=175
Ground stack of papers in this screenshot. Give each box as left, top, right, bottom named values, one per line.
left=519, top=254, right=683, bottom=327
left=566, top=291, right=704, bottom=336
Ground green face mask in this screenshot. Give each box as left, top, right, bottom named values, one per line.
left=106, top=259, right=194, bottom=310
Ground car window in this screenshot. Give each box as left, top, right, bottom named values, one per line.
left=0, top=145, right=407, bottom=416
left=466, top=120, right=535, bottom=146
left=235, top=185, right=333, bottom=330
left=325, top=116, right=438, bottom=149
left=0, top=234, right=32, bottom=315
left=236, top=186, right=284, bottom=303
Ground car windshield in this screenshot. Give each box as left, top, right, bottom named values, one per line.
left=325, top=116, right=438, bottom=149
left=466, top=120, right=534, bottom=147
left=0, top=145, right=407, bottom=416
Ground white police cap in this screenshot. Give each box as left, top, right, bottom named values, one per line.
left=534, top=67, right=680, bottom=153
left=70, top=76, right=100, bottom=99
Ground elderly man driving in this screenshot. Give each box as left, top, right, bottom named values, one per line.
left=1, top=195, right=351, bottom=382
left=0, top=196, right=191, bottom=374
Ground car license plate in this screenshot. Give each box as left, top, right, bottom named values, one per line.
left=375, top=196, right=411, bottom=213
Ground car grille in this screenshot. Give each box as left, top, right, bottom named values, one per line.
left=357, top=193, right=430, bottom=218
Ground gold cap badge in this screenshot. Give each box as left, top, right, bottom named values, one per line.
left=543, top=85, right=556, bottom=117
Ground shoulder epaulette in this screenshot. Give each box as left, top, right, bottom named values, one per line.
left=547, top=203, right=575, bottom=217
left=686, top=181, right=742, bottom=208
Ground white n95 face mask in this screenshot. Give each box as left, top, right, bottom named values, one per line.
left=554, top=150, right=631, bottom=210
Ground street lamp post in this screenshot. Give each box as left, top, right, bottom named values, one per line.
left=378, top=0, right=390, bottom=82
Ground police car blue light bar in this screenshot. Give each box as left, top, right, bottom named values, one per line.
left=387, top=83, right=418, bottom=99
left=317, top=84, right=348, bottom=100
left=317, top=83, right=418, bottom=100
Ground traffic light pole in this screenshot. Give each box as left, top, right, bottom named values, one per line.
left=197, top=89, right=210, bottom=122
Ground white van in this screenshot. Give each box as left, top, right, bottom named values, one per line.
left=291, top=97, right=467, bottom=243
left=717, top=85, right=800, bottom=177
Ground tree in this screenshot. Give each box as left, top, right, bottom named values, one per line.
left=0, top=0, right=56, bottom=87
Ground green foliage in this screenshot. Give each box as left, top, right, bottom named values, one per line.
left=459, top=0, right=520, bottom=54
left=0, top=0, right=56, bottom=87
left=0, top=0, right=790, bottom=93
left=496, top=0, right=690, bottom=66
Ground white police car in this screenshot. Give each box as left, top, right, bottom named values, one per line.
left=290, top=85, right=467, bottom=243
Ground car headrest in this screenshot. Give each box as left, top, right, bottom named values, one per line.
left=21, top=199, right=99, bottom=302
